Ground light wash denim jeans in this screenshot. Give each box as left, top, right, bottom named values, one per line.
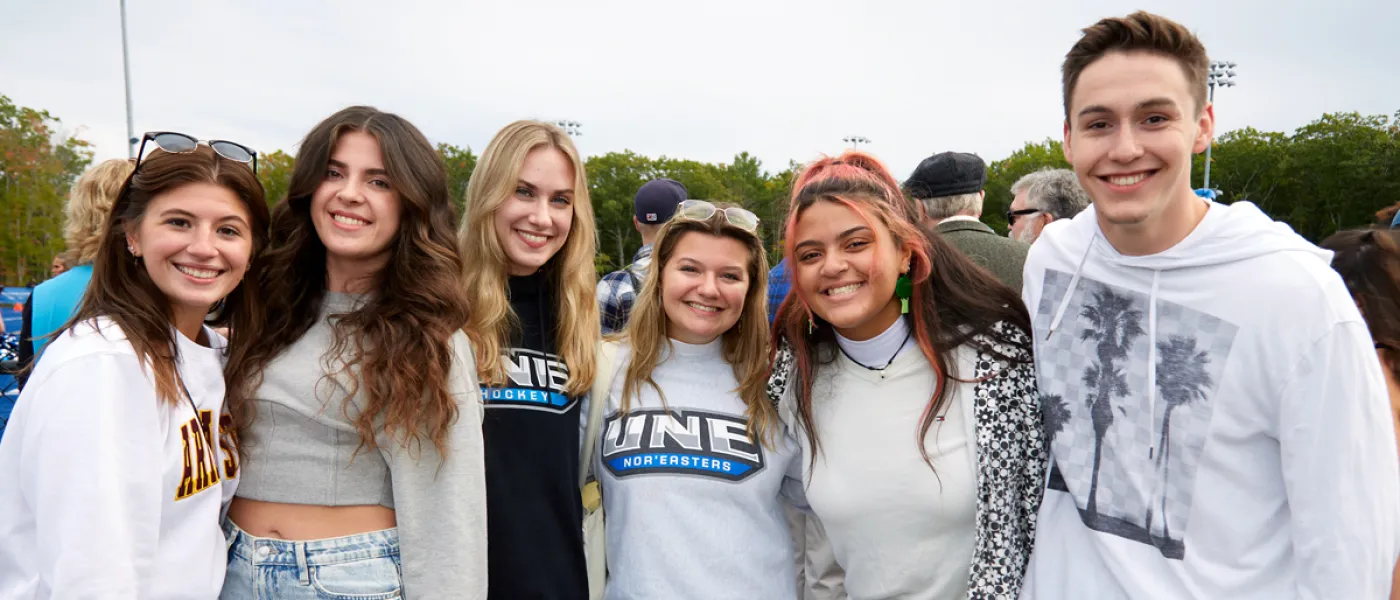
left=221, top=519, right=403, bottom=600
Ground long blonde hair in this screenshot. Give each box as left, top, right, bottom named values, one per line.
left=618, top=206, right=776, bottom=446
left=459, top=120, right=598, bottom=395
left=66, top=159, right=136, bottom=265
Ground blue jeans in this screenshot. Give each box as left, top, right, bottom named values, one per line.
left=221, top=519, right=403, bottom=600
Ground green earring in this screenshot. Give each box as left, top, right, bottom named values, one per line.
left=895, top=273, right=913, bottom=314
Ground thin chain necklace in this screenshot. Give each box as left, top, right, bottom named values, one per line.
left=837, top=330, right=913, bottom=379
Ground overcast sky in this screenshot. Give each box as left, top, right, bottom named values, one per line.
left=3, top=0, right=1396, bottom=181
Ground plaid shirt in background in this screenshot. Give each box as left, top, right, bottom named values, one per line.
left=597, top=245, right=654, bottom=335
left=766, top=259, right=790, bottom=325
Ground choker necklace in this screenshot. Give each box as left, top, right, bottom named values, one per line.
left=838, top=330, right=913, bottom=379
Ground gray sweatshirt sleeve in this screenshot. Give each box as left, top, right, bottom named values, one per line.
left=380, top=333, right=488, bottom=598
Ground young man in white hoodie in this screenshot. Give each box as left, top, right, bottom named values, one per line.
left=1020, top=11, right=1400, bottom=599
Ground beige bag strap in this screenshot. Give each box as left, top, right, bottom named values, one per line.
left=579, top=340, right=619, bottom=488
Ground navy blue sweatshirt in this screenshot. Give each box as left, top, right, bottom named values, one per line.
left=483, top=271, right=586, bottom=599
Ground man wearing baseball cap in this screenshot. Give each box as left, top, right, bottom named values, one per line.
left=905, top=151, right=1030, bottom=289
left=598, top=178, right=687, bottom=334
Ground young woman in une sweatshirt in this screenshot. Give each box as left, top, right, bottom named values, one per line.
left=597, top=200, right=804, bottom=599
left=458, top=120, right=600, bottom=600
left=0, top=139, right=269, bottom=598
left=768, top=151, right=1046, bottom=600
left=222, top=106, right=486, bottom=599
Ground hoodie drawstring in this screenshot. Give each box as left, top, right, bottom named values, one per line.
left=1046, top=231, right=1098, bottom=341
left=1146, top=270, right=1160, bottom=460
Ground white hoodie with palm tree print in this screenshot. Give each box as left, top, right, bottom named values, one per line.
left=1019, top=200, right=1400, bottom=600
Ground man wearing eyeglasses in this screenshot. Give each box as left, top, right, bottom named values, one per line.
left=905, top=151, right=1030, bottom=290
left=1007, top=168, right=1092, bottom=245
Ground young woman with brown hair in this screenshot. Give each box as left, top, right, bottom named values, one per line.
left=221, top=106, right=485, bottom=598
left=0, top=138, right=268, bottom=598
left=769, top=150, right=1046, bottom=599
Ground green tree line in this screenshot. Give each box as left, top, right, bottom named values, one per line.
left=3, top=92, right=1396, bottom=285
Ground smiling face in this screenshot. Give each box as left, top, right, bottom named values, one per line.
left=310, top=130, right=403, bottom=291
left=1064, top=51, right=1213, bottom=252
left=126, top=182, right=253, bottom=336
left=493, top=146, right=576, bottom=276
left=660, top=231, right=752, bottom=345
left=792, top=199, right=911, bottom=341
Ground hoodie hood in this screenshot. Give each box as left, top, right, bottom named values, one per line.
left=1041, top=199, right=1330, bottom=460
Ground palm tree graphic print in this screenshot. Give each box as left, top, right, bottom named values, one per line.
left=1036, top=272, right=1238, bottom=560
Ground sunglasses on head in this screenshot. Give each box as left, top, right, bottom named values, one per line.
left=1007, top=208, right=1041, bottom=226
left=135, top=131, right=258, bottom=174
left=676, top=200, right=760, bottom=233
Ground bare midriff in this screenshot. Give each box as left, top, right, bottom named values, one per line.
left=228, top=497, right=397, bottom=541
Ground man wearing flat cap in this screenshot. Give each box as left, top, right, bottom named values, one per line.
left=905, top=151, right=1030, bottom=290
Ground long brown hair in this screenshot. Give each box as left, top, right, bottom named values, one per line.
left=65, top=146, right=268, bottom=405
left=225, top=106, right=468, bottom=457
left=618, top=205, right=776, bottom=446
left=1321, top=227, right=1400, bottom=383
left=774, top=151, right=1031, bottom=468
left=458, top=120, right=598, bottom=395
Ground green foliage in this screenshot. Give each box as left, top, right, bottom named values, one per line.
left=0, top=94, right=93, bottom=286
left=256, top=149, right=295, bottom=208
left=437, top=143, right=477, bottom=218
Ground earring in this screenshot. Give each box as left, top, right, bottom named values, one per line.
left=895, top=273, right=913, bottom=315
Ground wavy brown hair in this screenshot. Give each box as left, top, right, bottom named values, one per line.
left=224, top=106, right=468, bottom=457
left=774, top=151, right=1031, bottom=469
left=63, top=146, right=268, bottom=405
left=458, top=120, right=598, bottom=395
left=1062, top=11, right=1209, bottom=119
left=617, top=205, right=776, bottom=446
left=1321, top=228, right=1400, bottom=384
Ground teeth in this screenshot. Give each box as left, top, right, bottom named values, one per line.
left=685, top=301, right=719, bottom=313
left=1107, top=173, right=1148, bottom=186
left=333, top=214, right=368, bottom=226
left=176, top=265, right=219, bottom=279
left=519, top=231, right=547, bottom=243
left=827, top=283, right=862, bottom=296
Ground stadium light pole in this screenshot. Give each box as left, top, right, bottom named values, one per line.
left=1202, top=61, right=1237, bottom=191
left=843, top=135, right=870, bottom=149
left=121, top=0, right=137, bottom=158
left=554, top=120, right=582, bottom=137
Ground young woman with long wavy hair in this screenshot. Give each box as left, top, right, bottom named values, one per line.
left=596, top=200, right=801, bottom=598
left=458, top=120, right=599, bottom=599
left=0, top=141, right=268, bottom=597
left=768, top=151, right=1046, bottom=599
left=221, top=106, right=485, bottom=599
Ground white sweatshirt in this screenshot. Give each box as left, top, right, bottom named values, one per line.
left=597, top=338, right=801, bottom=600
left=0, top=318, right=238, bottom=599
left=1020, top=201, right=1400, bottom=599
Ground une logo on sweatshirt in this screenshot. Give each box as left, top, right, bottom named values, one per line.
left=174, top=410, right=238, bottom=501
left=602, top=409, right=764, bottom=482
left=481, top=348, right=574, bottom=413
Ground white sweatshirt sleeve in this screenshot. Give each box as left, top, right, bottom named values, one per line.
left=22, top=353, right=166, bottom=598
left=382, top=336, right=488, bottom=599
left=1278, top=320, right=1400, bottom=599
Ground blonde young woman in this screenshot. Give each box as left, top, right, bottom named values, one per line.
left=459, top=120, right=600, bottom=599
left=594, top=200, right=801, bottom=598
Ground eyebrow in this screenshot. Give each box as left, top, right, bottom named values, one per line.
left=1077, top=97, right=1180, bottom=119
left=159, top=208, right=250, bottom=228
left=328, top=159, right=389, bottom=177
left=794, top=226, right=871, bottom=250
left=518, top=179, right=574, bottom=195
left=674, top=255, right=746, bottom=272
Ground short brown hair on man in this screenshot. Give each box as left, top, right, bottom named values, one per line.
left=1061, top=11, right=1210, bottom=119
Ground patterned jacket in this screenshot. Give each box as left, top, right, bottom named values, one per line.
left=767, top=321, right=1047, bottom=599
